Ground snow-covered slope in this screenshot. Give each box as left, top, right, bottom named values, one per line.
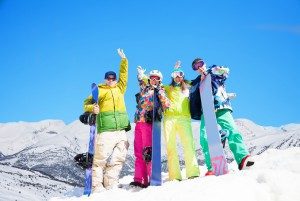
left=49, top=147, right=300, bottom=201
left=0, top=164, right=73, bottom=201
left=0, top=119, right=299, bottom=201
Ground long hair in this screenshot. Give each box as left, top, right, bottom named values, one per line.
left=169, top=79, right=190, bottom=92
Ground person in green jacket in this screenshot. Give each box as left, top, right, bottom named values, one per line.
left=83, top=48, right=130, bottom=192
left=163, top=61, right=200, bottom=181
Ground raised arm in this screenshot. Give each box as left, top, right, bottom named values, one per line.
left=137, top=65, right=148, bottom=89
left=117, top=48, right=128, bottom=93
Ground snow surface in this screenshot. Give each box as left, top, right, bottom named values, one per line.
left=0, top=163, right=73, bottom=201
left=50, top=147, right=300, bottom=201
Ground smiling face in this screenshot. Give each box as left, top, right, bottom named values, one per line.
left=105, top=76, right=117, bottom=87
left=171, top=70, right=184, bottom=84
left=173, top=75, right=183, bottom=84
left=104, top=71, right=117, bottom=87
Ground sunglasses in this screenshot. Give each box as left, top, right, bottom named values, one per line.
left=150, top=75, right=161, bottom=81
left=107, top=76, right=116, bottom=81
left=173, top=71, right=184, bottom=78
left=192, top=60, right=205, bottom=71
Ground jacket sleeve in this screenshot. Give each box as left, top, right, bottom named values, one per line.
left=157, top=86, right=170, bottom=111
left=83, top=95, right=94, bottom=112
left=117, top=58, right=128, bottom=94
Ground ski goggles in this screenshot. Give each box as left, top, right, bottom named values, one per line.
left=172, top=71, right=184, bottom=78
left=149, top=75, right=161, bottom=81
left=192, top=60, right=205, bottom=71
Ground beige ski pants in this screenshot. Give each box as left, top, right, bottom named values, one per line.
left=92, top=130, right=129, bottom=191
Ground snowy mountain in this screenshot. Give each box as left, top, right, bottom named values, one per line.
left=0, top=119, right=299, bottom=201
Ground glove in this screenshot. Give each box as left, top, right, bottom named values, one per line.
left=227, top=93, right=236, bottom=99
left=117, top=48, right=126, bottom=59
left=155, top=84, right=162, bottom=90
left=92, top=104, right=99, bottom=114
left=212, top=65, right=229, bottom=75
left=152, top=82, right=162, bottom=89
left=137, top=66, right=146, bottom=80
left=174, top=60, right=181, bottom=69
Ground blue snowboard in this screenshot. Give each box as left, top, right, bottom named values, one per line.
left=200, top=74, right=228, bottom=176
left=83, top=83, right=98, bottom=195
left=150, top=89, right=162, bottom=186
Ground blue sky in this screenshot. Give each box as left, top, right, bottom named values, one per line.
left=0, top=0, right=299, bottom=127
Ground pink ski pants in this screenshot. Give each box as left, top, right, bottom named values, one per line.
left=133, top=122, right=152, bottom=185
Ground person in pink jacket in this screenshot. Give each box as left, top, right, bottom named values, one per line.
left=130, top=66, right=170, bottom=188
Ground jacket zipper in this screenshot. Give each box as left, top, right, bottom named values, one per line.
left=110, top=88, right=118, bottom=129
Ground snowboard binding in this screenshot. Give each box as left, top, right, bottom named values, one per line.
left=79, top=112, right=97, bottom=125
left=74, top=152, right=94, bottom=169
left=142, top=146, right=152, bottom=163
left=219, top=129, right=229, bottom=148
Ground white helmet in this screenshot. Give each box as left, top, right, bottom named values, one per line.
left=149, top=70, right=163, bottom=81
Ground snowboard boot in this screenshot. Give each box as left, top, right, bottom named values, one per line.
left=205, top=170, right=215, bottom=176
left=188, top=176, right=199, bottom=180
left=238, top=155, right=255, bottom=170
left=129, top=181, right=148, bottom=188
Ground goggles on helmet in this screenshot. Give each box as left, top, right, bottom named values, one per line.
left=150, top=75, right=161, bottom=81
left=172, top=71, right=184, bottom=78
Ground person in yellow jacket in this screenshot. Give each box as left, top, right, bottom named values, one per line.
left=83, top=48, right=130, bottom=192
left=163, top=61, right=200, bottom=181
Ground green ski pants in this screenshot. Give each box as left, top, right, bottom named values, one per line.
left=200, top=109, right=249, bottom=171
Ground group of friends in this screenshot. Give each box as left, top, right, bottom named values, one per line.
left=82, top=48, right=254, bottom=193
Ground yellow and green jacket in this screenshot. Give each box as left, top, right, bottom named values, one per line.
left=83, top=58, right=129, bottom=133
